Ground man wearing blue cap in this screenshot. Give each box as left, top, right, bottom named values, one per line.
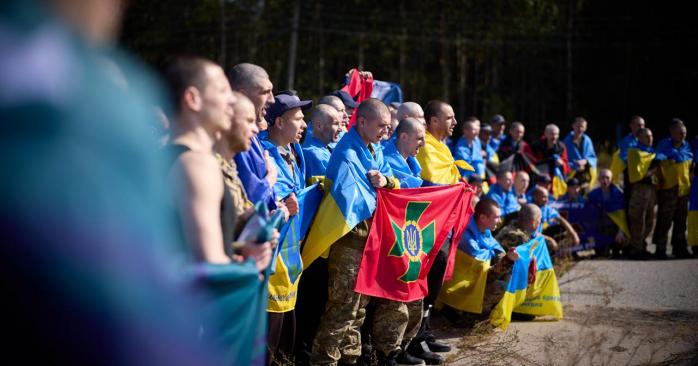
left=260, top=93, right=312, bottom=362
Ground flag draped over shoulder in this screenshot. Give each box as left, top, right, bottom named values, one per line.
left=627, top=144, right=656, bottom=183
left=268, top=184, right=322, bottom=312
left=489, top=235, right=563, bottom=330
left=655, top=138, right=693, bottom=197
left=354, top=184, right=474, bottom=302
left=563, top=132, right=598, bottom=186
left=438, top=217, right=503, bottom=314
left=195, top=262, right=268, bottom=365
left=383, top=139, right=423, bottom=188
left=417, top=132, right=473, bottom=186
left=610, top=133, right=637, bottom=184
left=301, top=127, right=395, bottom=266
left=587, top=185, right=630, bottom=239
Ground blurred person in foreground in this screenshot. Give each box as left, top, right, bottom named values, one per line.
left=0, top=0, right=226, bottom=364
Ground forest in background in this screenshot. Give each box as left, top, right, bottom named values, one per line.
left=121, top=0, right=697, bottom=150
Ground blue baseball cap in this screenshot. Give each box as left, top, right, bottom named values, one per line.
left=265, top=94, right=312, bottom=125
left=330, top=90, right=359, bottom=109
left=491, top=114, right=506, bottom=124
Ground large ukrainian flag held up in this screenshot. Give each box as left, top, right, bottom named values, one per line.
left=268, top=183, right=322, bottom=312
left=354, top=184, right=474, bottom=301
left=302, top=127, right=397, bottom=266
left=490, top=235, right=563, bottom=330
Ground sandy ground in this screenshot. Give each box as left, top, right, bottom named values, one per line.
left=435, top=258, right=698, bottom=366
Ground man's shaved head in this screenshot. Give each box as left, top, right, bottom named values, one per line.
left=518, top=204, right=542, bottom=232
left=424, top=100, right=449, bottom=125
left=395, top=117, right=423, bottom=136
left=313, top=104, right=338, bottom=127
left=356, top=98, right=389, bottom=122
left=396, top=102, right=425, bottom=123
left=227, top=63, right=269, bottom=91
left=318, top=95, right=343, bottom=110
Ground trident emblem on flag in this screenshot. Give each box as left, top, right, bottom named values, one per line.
left=389, top=201, right=436, bottom=282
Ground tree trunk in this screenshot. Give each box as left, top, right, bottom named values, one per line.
left=286, top=0, right=301, bottom=90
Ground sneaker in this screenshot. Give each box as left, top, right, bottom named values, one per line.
left=395, top=350, right=426, bottom=366
left=406, top=341, right=443, bottom=365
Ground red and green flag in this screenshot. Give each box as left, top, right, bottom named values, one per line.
left=355, top=183, right=475, bottom=302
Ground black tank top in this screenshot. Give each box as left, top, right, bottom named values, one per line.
left=167, top=144, right=236, bottom=258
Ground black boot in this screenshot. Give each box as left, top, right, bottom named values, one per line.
left=377, top=350, right=399, bottom=366
left=406, top=341, right=443, bottom=365
left=395, top=349, right=426, bottom=366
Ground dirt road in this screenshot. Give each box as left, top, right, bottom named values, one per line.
left=436, top=258, right=698, bottom=365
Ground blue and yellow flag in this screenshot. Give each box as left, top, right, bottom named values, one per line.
left=587, top=184, right=630, bottom=239
left=417, top=132, right=472, bottom=186
left=689, top=156, right=698, bottom=246
left=609, top=133, right=637, bottom=184
left=301, top=127, right=396, bottom=266
left=259, top=133, right=306, bottom=200
left=383, top=139, right=424, bottom=188
left=627, top=144, right=655, bottom=184
left=438, top=217, right=504, bottom=314
left=563, top=132, right=598, bottom=186
left=302, top=134, right=332, bottom=184
left=489, top=235, right=563, bottom=330
left=267, top=184, right=322, bottom=312
left=656, top=138, right=693, bottom=197
left=452, top=137, right=485, bottom=178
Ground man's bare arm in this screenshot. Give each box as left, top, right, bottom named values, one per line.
left=173, top=151, right=229, bottom=264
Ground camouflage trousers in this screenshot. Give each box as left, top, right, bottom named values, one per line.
left=310, top=237, right=410, bottom=365
left=627, top=183, right=656, bottom=254
left=652, top=187, right=689, bottom=254
left=371, top=298, right=423, bottom=355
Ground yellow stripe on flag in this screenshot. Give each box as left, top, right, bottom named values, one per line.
left=607, top=210, right=631, bottom=239
left=627, top=148, right=655, bottom=184
left=513, top=268, right=563, bottom=318
left=609, top=149, right=625, bottom=185
left=301, top=194, right=352, bottom=267
left=438, top=250, right=489, bottom=314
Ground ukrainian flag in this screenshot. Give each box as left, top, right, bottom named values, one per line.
left=627, top=144, right=656, bottom=184
left=267, top=184, right=322, bottom=312
left=563, top=131, right=598, bottom=187
left=417, top=132, right=473, bottom=185
left=490, top=235, right=563, bottom=330
left=656, top=138, right=693, bottom=197
left=438, top=217, right=504, bottom=314
left=689, top=176, right=698, bottom=247
left=609, top=133, right=637, bottom=184
left=587, top=184, right=631, bottom=239
left=301, top=127, right=397, bottom=266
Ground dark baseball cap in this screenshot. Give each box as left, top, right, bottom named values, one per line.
left=480, top=123, right=493, bottom=133
left=536, top=174, right=552, bottom=184
left=491, top=114, right=506, bottom=124
left=567, top=177, right=580, bottom=186
left=331, top=90, right=359, bottom=109
left=265, top=94, right=312, bottom=125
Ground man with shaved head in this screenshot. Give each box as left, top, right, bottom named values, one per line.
left=496, top=122, right=532, bottom=174
left=397, top=102, right=426, bottom=125
left=411, top=100, right=464, bottom=360
left=453, top=117, right=485, bottom=179
left=229, top=63, right=280, bottom=211
left=587, top=168, right=629, bottom=257
left=653, top=120, right=693, bottom=258
left=496, top=203, right=543, bottom=250
left=529, top=123, right=571, bottom=199
left=303, top=104, right=342, bottom=180
left=308, top=98, right=403, bottom=365
left=624, top=127, right=658, bottom=259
